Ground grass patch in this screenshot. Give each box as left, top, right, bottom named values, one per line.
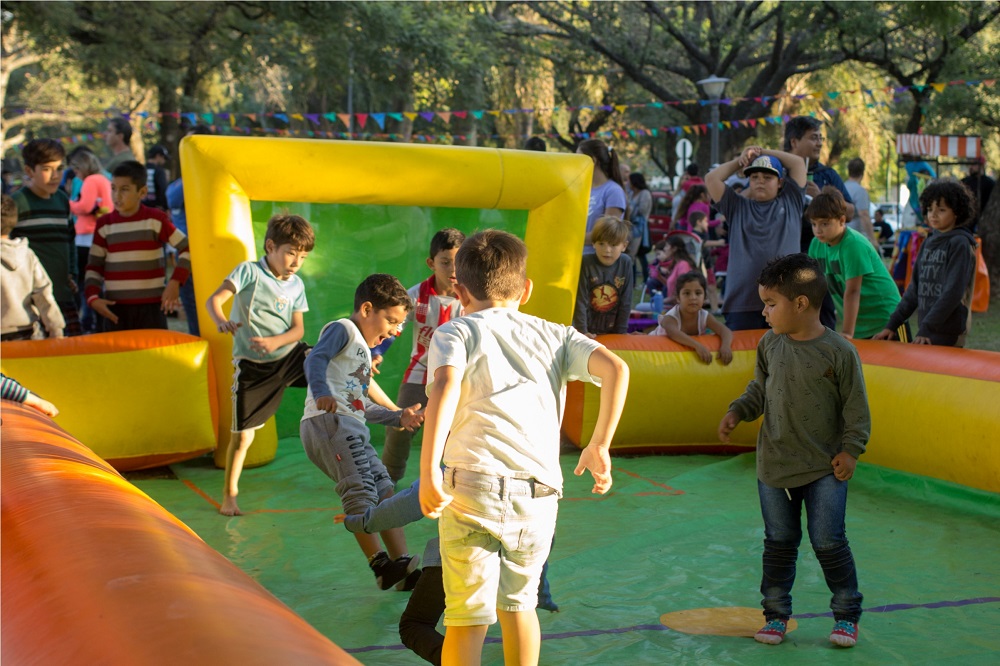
left=968, top=303, right=1000, bottom=352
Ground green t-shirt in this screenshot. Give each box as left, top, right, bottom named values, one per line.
left=809, top=227, right=900, bottom=338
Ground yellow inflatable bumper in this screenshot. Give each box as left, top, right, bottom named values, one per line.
left=564, top=331, right=1000, bottom=493
left=1, top=331, right=217, bottom=471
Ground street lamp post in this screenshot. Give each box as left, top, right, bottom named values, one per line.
left=697, top=75, right=731, bottom=167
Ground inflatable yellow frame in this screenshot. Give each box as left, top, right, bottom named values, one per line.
left=180, top=137, right=594, bottom=466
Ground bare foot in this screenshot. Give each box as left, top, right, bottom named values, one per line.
left=219, top=496, right=242, bottom=516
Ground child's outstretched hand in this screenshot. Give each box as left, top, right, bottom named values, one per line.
left=694, top=343, right=713, bottom=364
left=831, top=451, right=857, bottom=481
left=420, top=474, right=452, bottom=518
left=217, top=320, right=242, bottom=335
left=91, top=298, right=118, bottom=324
left=574, top=443, right=612, bottom=494
left=161, top=280, right=181, bottom=314
left=314, top=396, right=337, bottom=413
left=913, top=336, right=932, bottom=345
left=400, top=404, right=424, bottom=431
left=249, top=336, right=280, bottom=355
left=872, top=328, right=894, bottom=341
left=718, top=410, right=741, bottom=442
left=718, top=344, right=733, bottom=365
left=25, top=393, right=59, bottom=418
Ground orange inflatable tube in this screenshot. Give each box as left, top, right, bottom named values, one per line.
left=0, top=402, right=360, bottom=665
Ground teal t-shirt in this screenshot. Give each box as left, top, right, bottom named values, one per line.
left=225, top=258, right=309, bottom=361
left=809, top=227, right=900, bottom=339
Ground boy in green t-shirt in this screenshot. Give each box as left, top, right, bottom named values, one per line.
left=806, top=187, right=900, bottom=339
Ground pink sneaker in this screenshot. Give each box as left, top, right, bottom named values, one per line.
left=754, top=619, right=787, bottom=645
left=830, top=620, right=859, bottom=647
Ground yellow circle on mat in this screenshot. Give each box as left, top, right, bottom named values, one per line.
left=660, top=607, right=799, bottom=637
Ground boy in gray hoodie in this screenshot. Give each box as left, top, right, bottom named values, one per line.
left=1, top=194, right=65, bottom=341
left=875, top=179, right=978, bottom=347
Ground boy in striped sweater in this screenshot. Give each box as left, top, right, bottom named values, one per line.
left=85, top=161, right=190, bottom=331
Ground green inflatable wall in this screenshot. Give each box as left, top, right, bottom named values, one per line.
left=250, top=200, right=529, bottom=442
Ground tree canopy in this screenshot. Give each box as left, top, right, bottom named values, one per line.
left=2, top=1, right=997, bottom=174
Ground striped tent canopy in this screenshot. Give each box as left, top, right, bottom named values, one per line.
left=896, top=134, right=982, bottom=159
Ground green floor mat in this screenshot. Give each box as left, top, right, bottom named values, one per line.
left=132, top=438, right=1000, bottom=664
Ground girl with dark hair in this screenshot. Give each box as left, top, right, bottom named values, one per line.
left=648, top=234, right=698, bottom=308
left=674, top=184, right=711, bottom=232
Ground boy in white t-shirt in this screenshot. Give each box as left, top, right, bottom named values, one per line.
left=419, top=230, right=630, bottom=666
left=301, top=273, right=424, bottom=591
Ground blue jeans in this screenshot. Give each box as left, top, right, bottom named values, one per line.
left=346, top=478, right=426, bottom=538
left=758, top=475, right=863, bottom=623
left=179, top=277, right=199, bottom=336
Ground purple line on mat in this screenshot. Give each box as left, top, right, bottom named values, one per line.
left=793, top=596, right=1000, bottom=620
left=345, top=597, right=1000, bottom=653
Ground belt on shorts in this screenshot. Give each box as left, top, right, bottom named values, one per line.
left=447, top=468, right=559, bottom=498
left=529, top=479, right=559, bottom=497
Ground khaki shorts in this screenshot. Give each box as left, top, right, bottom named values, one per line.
left=439, top=467, right=559, bottom=626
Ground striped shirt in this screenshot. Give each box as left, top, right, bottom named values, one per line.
left=11, top=188, right=76, bottom=303
left=85, top=205, right=190, bottom=305
left=1, top=374, right=30, bottom=404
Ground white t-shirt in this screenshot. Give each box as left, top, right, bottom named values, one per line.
left=650, top=304, right=708, bottom=336
left=427, top=308, right=602, bottom=490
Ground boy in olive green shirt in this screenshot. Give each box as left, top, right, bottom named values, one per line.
left=719, top=253, right=869, bottom=650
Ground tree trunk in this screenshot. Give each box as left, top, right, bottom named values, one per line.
left=157, top=81, right=181, bottom=176
left=978, top=187, right=1000, bottom=302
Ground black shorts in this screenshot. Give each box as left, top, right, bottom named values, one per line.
left=99, top=302, right=166, bottom=332
left=231, top=342, right=310, bottom=432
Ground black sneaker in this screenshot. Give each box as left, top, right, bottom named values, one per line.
left=370, top=552, right=420, bottom=591
left=398, top=568, right=422, bottom=592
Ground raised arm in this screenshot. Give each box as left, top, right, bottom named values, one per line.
left=706, top=158, right=740, bottom=203
left=767, top=149, right=807, bottom=188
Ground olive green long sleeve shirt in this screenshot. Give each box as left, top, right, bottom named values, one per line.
left=729, top=329, right=870, bottom=488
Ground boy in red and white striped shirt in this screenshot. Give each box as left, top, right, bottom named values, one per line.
left=85, top=160, right=190, bottom=331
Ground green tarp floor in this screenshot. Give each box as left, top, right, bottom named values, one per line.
left=132, top=438, right=1000, bottom=665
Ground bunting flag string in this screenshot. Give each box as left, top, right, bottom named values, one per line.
left=49, top=100, right=920, bottom=148
left=8, top=79, right=993, bottom=134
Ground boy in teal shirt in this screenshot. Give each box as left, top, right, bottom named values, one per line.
left=807, top=187, right=900, bottom=339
